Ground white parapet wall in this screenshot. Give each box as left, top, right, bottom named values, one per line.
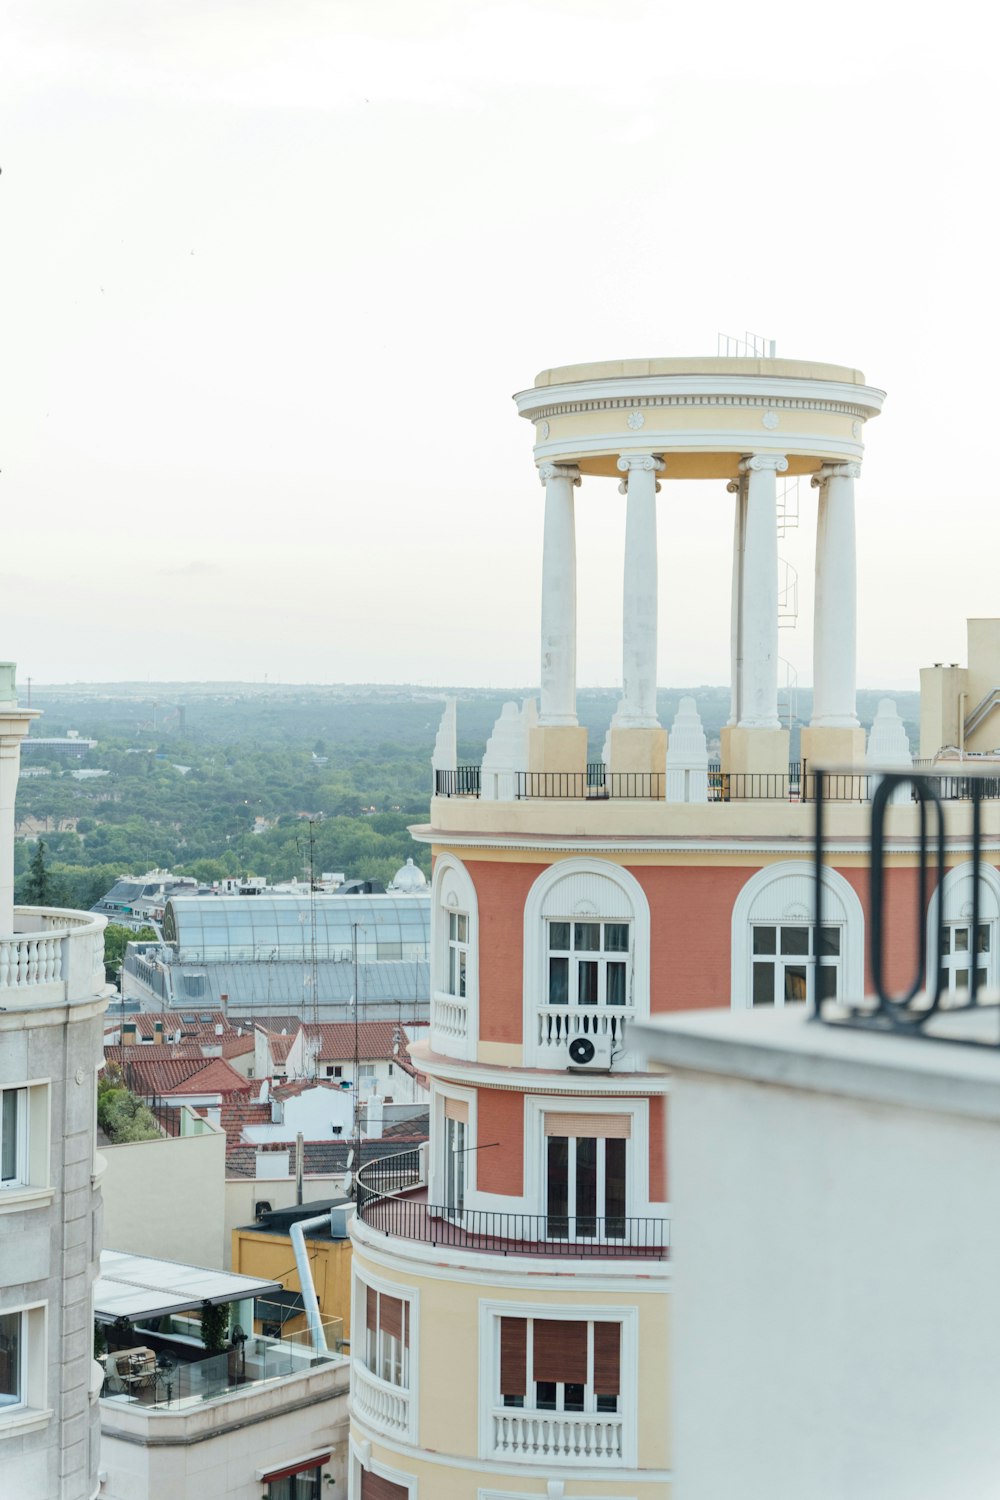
left=638, top=1007, right=1000, bottom=1500
left=101, top=1114, right=227, bottom=1268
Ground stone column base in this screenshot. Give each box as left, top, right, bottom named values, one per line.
left=529, top=725, right=588, bottom=775
left=608, top=727, right=668, bottom=779
left=722, top=726, right=790, bottom=779
left=800, top=726, right=866, bottom=774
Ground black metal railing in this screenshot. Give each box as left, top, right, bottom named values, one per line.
left=516, top=771, right=665, bottom=800
left=359, top=1197, right=669, bottom=1258
left=356, top=1148, right=423, bottom=1212
left=435, top=766, right=482, bottom=797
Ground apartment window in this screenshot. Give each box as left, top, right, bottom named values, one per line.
left=499, top=1316, right=620, bottom=1415
left=443, top=1098, right=468, bottom=1214
left=267, top=1470, right=322, bottom=1500
left=0, top=1084, right=47, bottom=1194
left=325, top=1065, right=343, bottom=1079
left=751, top=924, right=841, bottom=1007
left=0, top=1311, right=23, bottom=1408
left=364, top=1287, right=410, bottom=1387
left=547, top=921, right=630, bottom=1008
left=1, top=1090, right=27, bottom=1188
left=939, top=922, right=991, bottom=997
left=448, top=912, right=469, bottom=998
left=358, top=1064, right=376, bottom=1098
left=360, top=1472, right=409, bottom=1500
left=545, top=1114, right=628, bottom=1239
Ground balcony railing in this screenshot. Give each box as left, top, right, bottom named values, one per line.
left=351, top=1361, right=412, bottom=1438
left=0, top=907, right=106, bottom=1003
left=435, top=763, right=1000, bottom=805
left=492, top=1407, right=624, bottom=1464
left=356, top=1149, right=668, bottom=1259
left=536, top=1004, right=631, bottom=1058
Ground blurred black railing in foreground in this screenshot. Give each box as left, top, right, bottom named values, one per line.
left=813, top=768, right=1000, bottom=1047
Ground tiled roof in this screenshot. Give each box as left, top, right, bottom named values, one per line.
left=221, top=1033, right=256, bottom=1059
left=219, top=1096, right=274, bottom=1142
left=102, top=1052, right=210, bottom=1095
left=299, top=1021, right=409, bottom=1062
left=267, top=1033, right=295, bottom=1063
left=224, top=1135, right=428, bottom=1180
left=272, top=1078, right=346, bottom=1102
left=168, top=1057, right=253, bottom=1096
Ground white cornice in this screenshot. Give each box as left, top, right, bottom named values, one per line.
left=414, top=826, right=1000, bottom=858
left=514, top=372, right=886, bottom=418
left=413, top=1045, right=669, bottom=1095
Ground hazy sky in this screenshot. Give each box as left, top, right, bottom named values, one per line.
left=1, top=1, right=995, bottom=693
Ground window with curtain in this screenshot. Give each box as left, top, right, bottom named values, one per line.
left=544, top=1113, right=629, bottom=1240
left=364, top=1286, right=410, bottom=1387
left=750, top=924, right=841, bottom=1007
left=498, top=1316, right=621, bottom=1415
left=547, top=921, right=630, bottom=1008
left=266, top=1468, right=322, bottom=1500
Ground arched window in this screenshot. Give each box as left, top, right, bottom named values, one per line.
left=731, top=861, right=864, bottom=1010
left=523, top=859, right=650, bottom=1066
left=927, top=862, right=1000, bottom=998
left=430, top=854, right=479, bottom=1059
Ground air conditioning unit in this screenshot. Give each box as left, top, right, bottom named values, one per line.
left=566, top=1033, right=613, bottom=1071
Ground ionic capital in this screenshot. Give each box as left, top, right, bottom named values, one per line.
left=739, top=454, right=789, bottom=475
left=617, top=454, right=664, bottom=475
left=810, top=461, right=861, bottom=487
left=537, top=462, right=581, bottom=487
left=726, top=478, right=742, bottom=494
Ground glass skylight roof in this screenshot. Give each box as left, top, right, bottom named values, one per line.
left=163, top=893, right=430, bottom=964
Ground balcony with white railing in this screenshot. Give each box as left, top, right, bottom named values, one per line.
left=351, top=1360, right=412, bottom=1440
left=533, top=1003, right=633, bottom=1064
left=0, top=907, right=107, bottom=1007
left=491, top=1408, right=624, bottom=1464
left=430, top=990, right=471, bottom=1057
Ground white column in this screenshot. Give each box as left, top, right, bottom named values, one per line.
left=726, top=475, right=746, bottom=726
left=738, top=454, right=786, bottom=729
left=537, top=462, right=581, bottom=726
left=0, top=665, right=33, bottom=935
left=811, top=462, right=860, bottom=727
left=616, top=454, right=664, bottom=728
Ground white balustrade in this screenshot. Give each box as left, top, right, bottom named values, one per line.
left=492, top=1408, right=623, bottom=1463
left=351, top=1361, right=411, bottom=1438
left=0, top=909, right=106, bottom=1002
left=432, top=993, right=469, bottom=1043
left=536, top=1005, right=630, bottom=1055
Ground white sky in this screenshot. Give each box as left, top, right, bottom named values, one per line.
left=1, top=0, right=996, bottom=692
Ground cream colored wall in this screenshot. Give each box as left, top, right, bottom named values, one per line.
left=534, top=356, right=865, bottom=386
left=352, top=1242, right=671, bottom=1471
left=362, top=1440, right=671, bottom=1499
left=102, top=1124, right=227, bottom=1268
left=224, top=1173, right=349, bottom=1270
left=920, top=665, right=967, bottom=757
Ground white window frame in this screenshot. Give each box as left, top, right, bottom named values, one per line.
left=478, top=1298, right=638, bottom=1468
left=0, top=1303, right=49, bottom=1435
left=524, top=1095, right=656, bottom=1223
left=731, top=862, right=864, bottom=1010
left=447, top=911, right=470, bottom=999
left=544, top=1132, right=629, bottom=1243
left=352, top=1270, right=419, bottom=1441
left=523, top=859, right=650, bottom=1066
left=428, top=1082, right=477, bottom=1207
left=748, top=921, right=842, bottom=1008
left=0, top=1080, right=51, bottom=1212
left=545, top=918, right=632, bottom=1008
left=348, top=1441, right=416, bottom=1500
left=431, top=854, right=479, bottom=1059
left=927, top=862, right=1000, bottom=998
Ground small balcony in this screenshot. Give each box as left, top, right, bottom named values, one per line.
left=351, top=1360, right=412, bottom=1439
left=356, top=1150, right=668, bottom=1260
left=0, top=907, right=107, bottom=1005
left=492, top=1407, right=624, bottom=1464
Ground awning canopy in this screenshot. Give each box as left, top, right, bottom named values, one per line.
left=95, top=1250, right=283, bottom=1324
left=256, top=1289, right=305, bottom=1325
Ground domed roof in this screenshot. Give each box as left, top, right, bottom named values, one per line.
left=389, top=857, right=428, bottom=893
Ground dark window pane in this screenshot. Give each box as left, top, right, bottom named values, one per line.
left=978, top=924, right=991, bottom=953
left=785, top=965, right=808, bottom=1002
left=955, top=928, right=970, bottom=954
left=604, top=923, right=629, bottom=953
left=956, top=968, right=969, bottom=991
left=606, top=962, right=627, bottom=1006
left=605, top=1137, right=627, bottom=1235
left=818, top=964, right=838, bottom=1001
left=819, top=926, right=841, bottom=956
left=753, top=926, right=776, bottom=955
left=549, top=922, right=570, bottom=952
left=574, top=923, right=600, bottom=952
left=577, top=962, right=598, bottom=1005
left=535, top=1381, right=557, bottom=1411
left=781, top=926, right=809, bottom=956
left=576, top=1136, right=598, bottom=1234
left=941, top=928, right=951, bottom=955
left=503, top=1394, right=525, bottom=1408
left=564, top=1382, right=585, bottom=1411
left=597, top=1394, right=619, bottom=1413
left=752, top=962, right=774, bottom=1005
left=549, top=957, right=569, bottom=1005
left=547, top=1137, right=568, bottom=1235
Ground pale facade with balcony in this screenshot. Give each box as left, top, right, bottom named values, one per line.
left=1, top=664, right=111, bottom=1498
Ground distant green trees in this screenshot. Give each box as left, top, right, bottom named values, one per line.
left=104, top=923, right=158, bottom=971
left=97, top=1067, right=161, bottom=1143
